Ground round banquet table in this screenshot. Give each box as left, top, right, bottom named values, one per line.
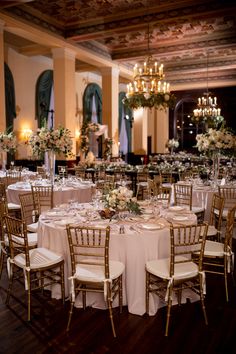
left=37, top=202, right=198, bottom=316
left=7, top=180, right=93, bottom=206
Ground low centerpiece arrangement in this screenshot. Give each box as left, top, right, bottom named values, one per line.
left=100, top=186, right=141, bottom=219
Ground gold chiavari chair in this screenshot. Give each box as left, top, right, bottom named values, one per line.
left=0, top=181, right=21, bottom=216
left=197, top=206, right=236, bottom=302
left=173, top=183, right=205, bottom=223
left=206, top=193, right=225, bottom=241
left=66, top=224, right=124, bottom=337
left=31, top=185, right=54, bottom=214
left=0, top=198, right=8, bottom=280
left=218, top=186, right=236, bottom=222
left=58, top=165, right=68, bottom=178
left=74, top=166, right=86, bottom=179
left=36, top=166, right=47, bottom=179
left=5, top=215, right=65, bottom=321
left=19, top=192, right=39, bottom=233
left=146, top=223, right=209, bottom=336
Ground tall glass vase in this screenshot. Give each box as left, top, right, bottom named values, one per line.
left=1, top=152, right=6, bottom=170
left=47, top=150, right=56, bottom=185
left=212, top=152, right=220, bottom=185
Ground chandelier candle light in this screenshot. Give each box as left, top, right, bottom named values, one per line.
left=123, top=25, right=176, bottom=110
left=192, top=52, right=223, bottom=128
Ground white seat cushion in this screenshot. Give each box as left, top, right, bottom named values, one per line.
left=146, top=256, right=199, bottom=281
left=192, top=206, right=205, bottom=213
left=14, top=247, right=63, bottom=269
left=74, top=260, right=124, bottom=283
left=5, top=233, right=37, bottom=247
left=27, top=222, right=38, bottom=233
left=206, top=225, right=217, bottom=236
left=8, top=202, right=21, bottom=210
left=204, top=240, right=226, bottom=257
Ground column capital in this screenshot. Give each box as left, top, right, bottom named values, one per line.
left=52, top=47, right=76, bottom=60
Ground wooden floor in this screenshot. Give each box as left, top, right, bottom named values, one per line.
left=1, top=260, right=236, bottom=354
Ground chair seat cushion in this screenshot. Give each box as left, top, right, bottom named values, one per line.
left=27, top=222, right=38, bottom=233
left=146, top=256, right=199, bottom=281
left=8, top=202, right=21, bottom=210
left=14, top=247, right=63, bottom=269
left=192, top=206, right=205, bottom=213
left=207, top=225, right=217, bottom=236
left=74, top=260, right=124, bottom=283
left=204, top=240, right=227, bottom=257
left=5, top=233, right=37, bottom=247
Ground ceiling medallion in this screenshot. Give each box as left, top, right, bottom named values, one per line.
left=192, top=52, right=224, bottom=128
left=123, top=25, right=176, bottom=110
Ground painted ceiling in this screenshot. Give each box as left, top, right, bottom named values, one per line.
left=1, top=0, right=236, bottom=87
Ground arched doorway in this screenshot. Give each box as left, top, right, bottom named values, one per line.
left=36, top=70, right=54, bottom=128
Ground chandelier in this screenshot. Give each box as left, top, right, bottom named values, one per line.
left=122, top=25, right=176, bottom=110
left=192, top=52, right=224, bottom=128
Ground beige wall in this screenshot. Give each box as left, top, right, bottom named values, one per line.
left=6, top=48, right=52, bottom=159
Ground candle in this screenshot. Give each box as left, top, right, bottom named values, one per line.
left=214, top=97, right=217, bottom=105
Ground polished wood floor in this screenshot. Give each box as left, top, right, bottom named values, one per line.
left=1, top=258, right=236, bottom=354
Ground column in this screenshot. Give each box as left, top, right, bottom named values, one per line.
left=133, top=108, right=148, bottom=154
left=101, top=66, right=119, bottom=156
left=0, top=20, right=6, bottom=132
left=155, top=109, right=169, bottom=153
left=52, top=47, right=76, bottom=157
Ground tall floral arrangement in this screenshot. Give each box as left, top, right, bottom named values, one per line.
left=0, top=131, right=17, bottom=153
left=196, top=128, right=236, bottom=155
left=28, top=126, right=73, bottom=157
left=80, top=121, right=99, bottom=154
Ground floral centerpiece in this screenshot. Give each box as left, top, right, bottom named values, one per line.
left=166, top=138, right=179, bottom=149
left=103, top=186, right=141, bottom=216
left=80, top=121, right=99, bottom=154
left=0, top=131, right=17, bottom=153
left=195, top=128, right=235, bottom=156
left=28, top=126, right=73, bottom=158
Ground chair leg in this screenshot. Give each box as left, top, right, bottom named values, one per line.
left=107, top=286, right=116, bottom=338
left=27, top=271, right=31, bottom=321
left=199, top=274, right=208, bottom=325
left=145, top=271, right=150, bottom=314
left=60, top=263, right=65, bottom=304
left=0, top=251, right=4, bottom=281
left=224, top=257, right=229, bottom=302
left=119, top=275, right=123, bottom=314
left=6, top=263, right=14, bottom=306
left=66, top=301, right=75, bottom=331
left=165, top=285, right=173, bottom=337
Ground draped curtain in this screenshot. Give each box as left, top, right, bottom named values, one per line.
left=4, top=63, right=16, bottom=130
left=35, top=70, right=53, bottom=128
left=119, top=92, right=132, bottom=153
left=83, top=83, right=102, bottom=157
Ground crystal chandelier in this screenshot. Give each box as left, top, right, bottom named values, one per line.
left=122, top=25, right=176, bottom=110
left=192, top=52, right=224, bottom=128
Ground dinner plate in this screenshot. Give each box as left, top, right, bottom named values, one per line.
left=172, top=216, right=188, bottom=221
left=169, top=206, right=185, bottom=212
left=54, top=218, right=75, bottom=226
left=138, top=222, right=165, bottom=230
left=45, top=211, right=66, bottom=217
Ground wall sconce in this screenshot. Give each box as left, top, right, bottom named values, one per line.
left=22, top=128, right=32, bottom=142
left=75, top=129, right=80, bottom=140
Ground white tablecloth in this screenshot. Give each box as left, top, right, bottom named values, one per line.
left=7, top=181, right=93, bottom=206
left=37, top=203, right=197, bottom=316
